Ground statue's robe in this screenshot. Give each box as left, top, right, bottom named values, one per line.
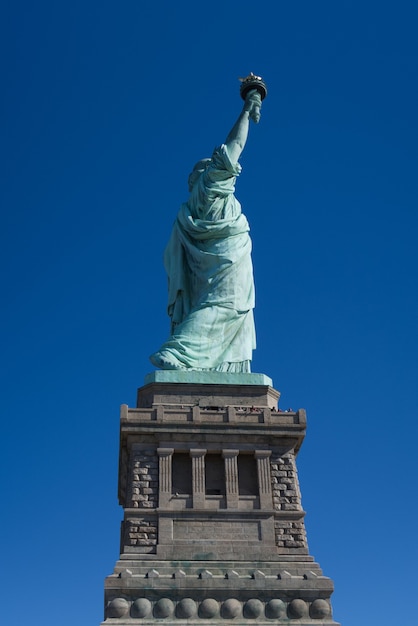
left=150, top=144, right=256, bottom=372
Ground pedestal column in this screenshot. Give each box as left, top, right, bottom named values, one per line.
left=157, top=448, right=173, bottom=507
left=222, top=449, right=239, bottom=508
left=190, top=449, right=206, bottom=508
left=255, top=450, right=273, bottom=508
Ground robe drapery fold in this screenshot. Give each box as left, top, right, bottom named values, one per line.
left=150, top=144, right=256, bottom=372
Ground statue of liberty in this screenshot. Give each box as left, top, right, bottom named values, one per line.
left=150, top=75, right=266, bottom=373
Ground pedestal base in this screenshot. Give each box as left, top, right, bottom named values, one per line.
left=101, top=377, right=340, bottom=625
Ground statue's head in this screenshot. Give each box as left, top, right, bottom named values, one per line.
left=188, top=158, right=211, bottom=191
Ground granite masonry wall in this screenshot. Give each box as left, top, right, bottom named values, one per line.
left=123, top=518, right=158, bottom=549
left=271, top=452, right=308, bottom=549
left=128, top=447, right=158, bottom=509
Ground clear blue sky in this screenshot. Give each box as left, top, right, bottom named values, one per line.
left=1, top=2, right=417, bottom=625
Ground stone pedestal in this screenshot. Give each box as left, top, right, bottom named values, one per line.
left=101, top=373, right=340, bottom=625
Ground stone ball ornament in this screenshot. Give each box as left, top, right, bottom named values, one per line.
left=239, top=72, right=268, bottom=101
left=265, top=598, right=286, bottom=619
left=310, top=598, right=332, bottom=619
left=176, top=598, right=197, bottom=619
left=153, top=598, right=175, bottom=618
left=243, top=598, right=264, bottom=618
left=199, top=598, right=219, bottom=618
left=221, top=598, right=242, bottom=618
left=107, top=597, right=130, bottom=618
left=131, top=598, right=152, bottom=618
left=288, top=598, right=309, bottom=619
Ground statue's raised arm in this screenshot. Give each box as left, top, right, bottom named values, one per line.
left=150, top=75, right=267, bottom=373
left=186, top=88, right=262, bottom=194
left=226, top=89, right=262, bottom=164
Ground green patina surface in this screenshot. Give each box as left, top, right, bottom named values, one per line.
left=144, top=370, right=273, bottom=386
left=149, top=90, right=264, bottom=374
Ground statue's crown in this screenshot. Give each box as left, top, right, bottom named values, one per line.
left=239, top=72, right=267, bottom=101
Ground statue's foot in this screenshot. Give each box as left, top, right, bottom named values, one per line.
left=149, top=351, right=184, bottom=370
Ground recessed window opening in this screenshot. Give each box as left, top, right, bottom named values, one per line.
left=238, top=454, right=258, bottom=495
left=205, top=454, right=225, bottom=495
left=172, top=453, right=192, bottom=494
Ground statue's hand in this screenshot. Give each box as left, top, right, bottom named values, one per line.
left=244, top=89, right=262, bottom=123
